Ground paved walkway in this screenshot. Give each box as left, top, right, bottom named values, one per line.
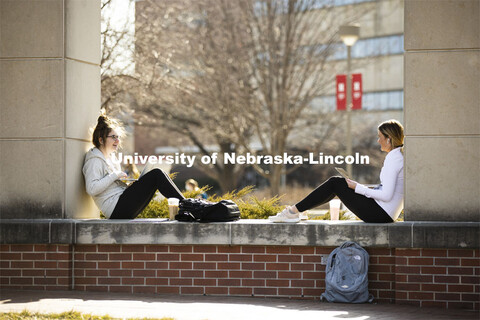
left=0, top=289, right=478, bottom=320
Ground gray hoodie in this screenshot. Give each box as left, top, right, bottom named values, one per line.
left=82, top=147, right=126, bottom=218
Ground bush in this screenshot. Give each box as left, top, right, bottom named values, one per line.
left=238, top=195, right=283, bottom=219
left=208, top=185, right=283, bottom=219
left=136, top=195, right=169, bottom=219
left=308, top=210, right=351, bottom=220
left=136, top=185, right=284, bottom=219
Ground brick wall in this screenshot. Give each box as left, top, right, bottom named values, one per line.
left=0, top=244, right=478, bottom=310
left=0, top=244, right=72, bottom=290
left=395, top=248, right=480, bottom=310
left=73, top=245, right=331, bottom=298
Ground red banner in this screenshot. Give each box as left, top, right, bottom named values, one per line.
left=336, top=73, right=362, bottom=110
left=352, top=73, right=362, bottom=110
left=336, top=75, right=346, bottom=110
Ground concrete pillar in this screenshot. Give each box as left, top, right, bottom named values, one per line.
left=0, top=0, right=101, bottom=219
left=404, top=0, right=480, bottom=221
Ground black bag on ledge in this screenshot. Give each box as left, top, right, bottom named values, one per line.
left=175, top=198, right=240, bottom=222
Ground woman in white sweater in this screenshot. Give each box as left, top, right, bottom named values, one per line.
left=270, top=119, right=404, bottom=223
left=83, top=115, right=184, bottom=219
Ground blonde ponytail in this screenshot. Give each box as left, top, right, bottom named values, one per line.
left=378, top=119, right=404, bottom=153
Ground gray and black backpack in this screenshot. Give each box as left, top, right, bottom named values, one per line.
left=321, top=241, right=374, bottom=303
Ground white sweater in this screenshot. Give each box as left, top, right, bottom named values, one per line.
left=354, top=147, right=404, bottom=220
left=82, top=148, right=127, bottom=218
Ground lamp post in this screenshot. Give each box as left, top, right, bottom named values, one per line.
left=339, top=25, right=360, bottom=178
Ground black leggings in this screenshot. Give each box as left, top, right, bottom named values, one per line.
left=110, top=169, right=185, bottom=219
left=295, top=177, right=393, bottom=223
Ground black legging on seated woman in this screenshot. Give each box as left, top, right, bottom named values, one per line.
left=110, top=169, right=185, bottom=219
left=295, top=177, right=393, bottom=223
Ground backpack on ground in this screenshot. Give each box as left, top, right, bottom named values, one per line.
left=175, top=198, right=240, bottom=222
left=321, top=241, right=374, bottom=303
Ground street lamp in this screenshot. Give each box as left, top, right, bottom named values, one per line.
left=339, top=25, right=360, bottom=178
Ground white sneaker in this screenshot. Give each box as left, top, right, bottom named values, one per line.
left=269, top=206, right=300, bottom=223
left=299, top=212, right=308, bottom=220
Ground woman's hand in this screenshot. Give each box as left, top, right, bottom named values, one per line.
left=115, top=171, right=128, bottom=180
left=346, top=179, right=357, bottom=190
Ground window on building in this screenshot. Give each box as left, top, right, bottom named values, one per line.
left=332, top=0, right=374, bottom=6
left=330, top=35, right=404, bottom=60
left=311, top=90, right=404, bottom=112
left=254, top=0, right=376, bottom=16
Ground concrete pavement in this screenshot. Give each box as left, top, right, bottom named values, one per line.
left=0, top=289, right=478, bottom=320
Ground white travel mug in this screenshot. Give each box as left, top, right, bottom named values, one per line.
left=329, top=199, right=341, bottom=221
left=167, top=198, right=179, bottom=220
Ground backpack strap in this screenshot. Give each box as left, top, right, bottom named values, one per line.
left=367, top=293, right=375, bottom=303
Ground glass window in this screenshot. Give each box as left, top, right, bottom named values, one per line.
left=380, top=92, right=389, bottom=109
left=254, top=0, right=376, bottom=15
left=328, top=35, right=404, bottom=60
left=334, top=0, right=375, bottom=6
left=362, top=90, right=403, bottom=110
left=311, top=90, right=403, bottom=112
left=363, top=93, right=374, bottom=110
left=311, top=96, right=336, bottom=112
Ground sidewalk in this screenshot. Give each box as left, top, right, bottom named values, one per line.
left=0, top=289, right=478, bottom=320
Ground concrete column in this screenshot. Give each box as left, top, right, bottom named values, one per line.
left=404, top=0, right=480, bottom=221
left=0, top=0, right=100, bottom=219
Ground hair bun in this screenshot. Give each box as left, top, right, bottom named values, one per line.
left=97, top=115, right=108, bottom=124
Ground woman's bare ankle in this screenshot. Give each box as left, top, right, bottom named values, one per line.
left=290, top=205, right=300, bottom=214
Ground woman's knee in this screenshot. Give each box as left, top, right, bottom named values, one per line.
left=151, top=168, right=166, bottom=175
left=328, top=176, right=346, bottom=185
left=140, top=168, right=166, bottom=182
left=328, top=176, right=349, bottom=192
left=148, top=168, right=168, bottom=177
left=150, top=168, right=170, bottom=181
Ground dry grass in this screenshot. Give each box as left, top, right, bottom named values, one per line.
left=0, top=311, right=174, bottom=320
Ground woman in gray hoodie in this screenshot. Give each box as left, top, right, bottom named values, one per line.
left=83, top=115, right=184, bottom=219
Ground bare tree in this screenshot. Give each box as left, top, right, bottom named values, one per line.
left=230, top=0, right=344, bottom=196
left=101, top=0, right=138, bottom=113
left=133, top=0, right=256, bottom=192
